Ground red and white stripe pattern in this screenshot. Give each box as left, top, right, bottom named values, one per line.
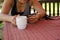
left=4, top=17, right=60, bottom=40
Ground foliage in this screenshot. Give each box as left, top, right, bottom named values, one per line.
left=0, top=22, right=3, bottom=28
left=0, top=0, right=4, bottom=4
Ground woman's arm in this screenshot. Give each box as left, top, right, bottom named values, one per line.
left=0, top=0, right=13, bottom=21
left=0, top=13, right=12, bottom=22
left=31, top=0, right=45, bottom=18
left=28, top=0, right=45, bottom=23
left=0, top=13, right=16, bottom=25
left=0, top=0, right=16, bottom=25
left=1, top=0, right=13, bottom=14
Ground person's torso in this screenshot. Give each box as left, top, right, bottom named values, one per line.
left=11, top=0, right=31, bottom=16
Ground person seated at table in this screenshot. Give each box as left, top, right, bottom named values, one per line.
left=0, top=0, right=45, bottom=25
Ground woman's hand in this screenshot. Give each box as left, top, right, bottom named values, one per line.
left=9, top=15, right=17, bottom=25
left=28, top=14, right=40, bottom=23
left=10, top=15, right=20, bottom=25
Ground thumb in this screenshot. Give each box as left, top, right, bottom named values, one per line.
left=17, top=14, right=20, bottom=16
left=13, top=15, right=17, bottom=19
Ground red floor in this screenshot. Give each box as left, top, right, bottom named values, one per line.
left=4, top=17, right=60, bottom=40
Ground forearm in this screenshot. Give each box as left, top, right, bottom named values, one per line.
left=0, top=13, right=11, bottom=22
left=32, top=0, right=46, bottom=18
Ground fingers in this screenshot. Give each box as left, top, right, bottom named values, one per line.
left=28, top=16, right=38, bottom=23
left=27, top=14, right=40, bottom=23
left=28, top=19, right=38, bottom=23
left=17, top=14, right=20, bottom=16
left=10, top=15, right=17, bottom=25
left=12, top=21, right=16, bottom=25
left=11, top=18, right=16, bottom=25
left=28, top=15, right=36, bottom=19
left=13, top=15, right=17, bottom=19
left=10, top=15, right=21, bottom=26
left=12, top=14, right=20, bottom=25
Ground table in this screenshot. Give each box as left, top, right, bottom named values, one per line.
left=4, top=17, right=60, bottom=40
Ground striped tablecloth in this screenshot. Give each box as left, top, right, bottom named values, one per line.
left=4, top=18, right=60, bottom=40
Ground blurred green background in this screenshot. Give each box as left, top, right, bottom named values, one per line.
left=0, top=0, right=4, bottom=28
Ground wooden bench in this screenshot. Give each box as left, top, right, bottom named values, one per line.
left=40, top=0, right=60, bottom=17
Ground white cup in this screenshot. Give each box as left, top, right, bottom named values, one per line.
left=16, top=16, right=27, bottom=29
